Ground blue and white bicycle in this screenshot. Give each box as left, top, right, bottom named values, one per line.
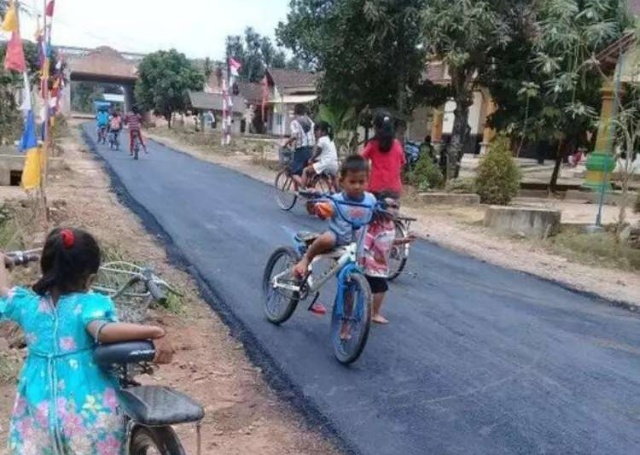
left=262, top=193, right=384, bottom=364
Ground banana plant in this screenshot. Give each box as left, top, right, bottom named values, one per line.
left=317, top=103, right=358, bottom=156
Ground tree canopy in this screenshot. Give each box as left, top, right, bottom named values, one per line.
left=277, top=0, right=427, bottom=117
left=135, top=49, right=204, bottom=126
left=225, top=27, right=291, bottom=83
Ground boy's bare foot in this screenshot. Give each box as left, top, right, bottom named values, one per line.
left=309, top=302, right=327, bottom=315
left=339, top=322, right=352, bottom=340
left=372, top=314, right=389, bottom=325
left=293, top=256, right=309, bottom=279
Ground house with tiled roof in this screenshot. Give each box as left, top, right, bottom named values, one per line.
left=263, top=68, right=320, bottom=136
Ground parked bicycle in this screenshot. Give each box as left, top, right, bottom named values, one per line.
left=263, top=193, right=387, bottom=364
left=274, top=147, right=336, bottom=211
left=93, top=261, right=181, bottom=323
left=387, top=215, right=417, bottom=281
left=5, top=251, right=204, bottom=454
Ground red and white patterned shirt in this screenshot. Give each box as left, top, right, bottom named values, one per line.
left=362, top=219, right=396, bottom=277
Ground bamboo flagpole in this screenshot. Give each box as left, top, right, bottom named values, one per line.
left=40, top=0, right=55, bottom=219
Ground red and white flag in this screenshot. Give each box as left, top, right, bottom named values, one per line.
left=4, top=32, right=26, bottom=72
left=45, top=0, right=55, bottom=17
left=228, top=57, right=241, bottom=78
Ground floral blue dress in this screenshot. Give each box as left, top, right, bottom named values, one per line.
left=0, top=288, right=125, bottom=454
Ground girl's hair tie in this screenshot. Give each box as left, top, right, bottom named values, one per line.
left=60, top=229, right=75, bottom=249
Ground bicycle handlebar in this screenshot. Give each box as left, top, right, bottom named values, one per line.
left=142, top=269, right=167, bottom=305
left=4, top=252, right=39, bottom=268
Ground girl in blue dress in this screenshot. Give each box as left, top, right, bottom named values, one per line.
left=0, top=227, right=173, bottom=454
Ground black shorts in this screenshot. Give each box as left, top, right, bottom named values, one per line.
left=366, top=275, right=388, bottom=294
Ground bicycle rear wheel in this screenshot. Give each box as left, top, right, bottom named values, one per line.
left=263, top=247, right=301, bottom=324
left=331, top=272, right=372, bottom=364
left=275, top=170, right=297, bottom=211
left=387, top=219, right=409, bottom=282
left=129, top=425, right=186, bottom=455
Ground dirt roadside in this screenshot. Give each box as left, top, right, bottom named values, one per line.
left=146, top=130, right=640, bottom=308
left=0, top=125, right=339, bottom=455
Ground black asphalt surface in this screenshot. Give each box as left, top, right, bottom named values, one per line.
left=84, top=124, right=640, bottom=455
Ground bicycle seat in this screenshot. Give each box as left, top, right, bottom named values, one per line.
left=119, top=385, right=204, bottom=426
left=94, top=341, right=156, bottom=367
left=295, top=231, right=321, bottom=245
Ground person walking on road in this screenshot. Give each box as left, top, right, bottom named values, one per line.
left=284, top=104, right=315, bottom=188
left=361, top=111, right=406, bottom=200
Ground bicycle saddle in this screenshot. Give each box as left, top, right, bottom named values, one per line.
left=94, top=341, right=156, bottom=366
left=119, top=385, right=205, bottom=426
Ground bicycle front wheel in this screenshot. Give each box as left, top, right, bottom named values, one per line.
left=331, top=272, right=372, bottom=364
left=263, top=247, right=301, bottom=324
left=387, top=219, right=409, bottom=282
left=275, top=170, right=297, bottom=211
left=129, top=425, right=186, bottom=455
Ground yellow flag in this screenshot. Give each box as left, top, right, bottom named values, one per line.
left=22, top=147, right=42, bottom=190
left=1, top=1, right=18, bottom=33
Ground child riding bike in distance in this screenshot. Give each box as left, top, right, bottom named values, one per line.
left=300, top=121, right=339, bottom=191
left=109, top=110, right=123, bottom=148
left=125, top=106, right=148, bottom=156
left=96, top=107, right=109, bottom=142
left=363, top=193, right=416, bottom=324
left=0, top=227, right=173, bottom=454
left=294, top=155, right=376, bottom=315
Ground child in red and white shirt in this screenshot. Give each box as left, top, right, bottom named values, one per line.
left=362, top=195, right=415, bottom=324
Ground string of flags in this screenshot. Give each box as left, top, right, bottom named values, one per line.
left=1, top=0, right=62, bottom=190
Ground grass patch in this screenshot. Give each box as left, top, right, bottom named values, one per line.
left=0, top=354, right=19, bottom=383
left=550, top=226, right=640, bottom=271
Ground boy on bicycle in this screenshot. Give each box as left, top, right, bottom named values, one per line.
left=96, top=107, right=109, bottom=141
left=109, top=110, right=123, bottom=147
left=294, top=155, right=376, bottom=314
left=124, top=106, right=148, bottom=155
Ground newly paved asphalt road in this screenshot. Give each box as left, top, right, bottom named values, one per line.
left=85, top=124, right=640, bottom=455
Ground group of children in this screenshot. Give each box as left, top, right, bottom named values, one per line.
left=96, top=106, right=147, bottom=156
left=0, top=110, right=413, bottom=453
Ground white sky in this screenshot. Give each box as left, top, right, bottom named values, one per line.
left=16, top=0, right=290, bottom=59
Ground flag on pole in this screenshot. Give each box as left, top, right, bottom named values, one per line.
left=261, top=75, right=268, bottom=122
left=20, top=110, right=43, bottom=190
left=1, top=0, right=18, bottom=32
left=4, top=31, right=26, bottom=72
left=229, top=57, right=241, bottom=78
left=45, top=0, right=55, bottom=17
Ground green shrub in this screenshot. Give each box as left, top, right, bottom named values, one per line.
left=407, top=153, right=444, bottom=191
left=446, top=177, right=476, bottom=194
left=475, top=135, right=521, bottom=205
